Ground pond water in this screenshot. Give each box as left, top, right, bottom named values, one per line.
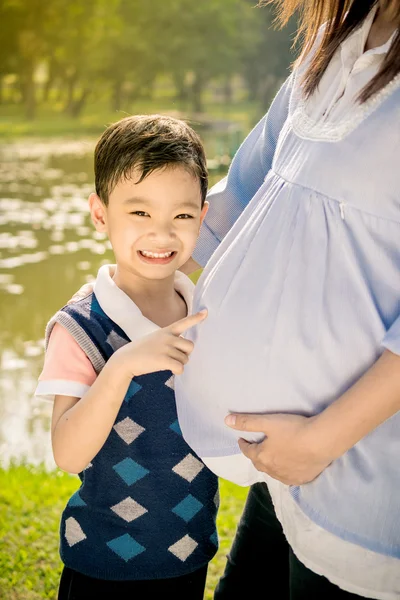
left=0, top=132, right=233, bottom=469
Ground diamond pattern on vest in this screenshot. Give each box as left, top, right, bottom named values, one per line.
left=168, top=535, right=198, bottom=561
left=165, top=375, right=175, bottom=390
left=172, top=494, right=203, bottom=522
left=107, top=534, right=146, bottom=562
left=210, top=531, right=218, bottom=546
left=111, top=497, right=148, bottom=522
left=114, top=417, right=145, bottom=444
left=65, top=517, right=87, bottom=547
left=125, top=380, right=142, bottom=402
left=172, top=454, right=204, bottom=482
left=169, top=419, right=182, bottom=436
left=106, top=330, right=129, bottom=351
left=113, top=457, right=150, bottom=486
left=68, top=491, right=86, bottom=508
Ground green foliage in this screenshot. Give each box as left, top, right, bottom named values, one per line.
left=0, top=0, right=296, bottom=119
left=0, top=464, right=248, bottom=599
left=241, top=0, right=299, bottom=107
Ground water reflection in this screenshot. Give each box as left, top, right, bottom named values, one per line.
left=0, top=136, right=230, bottom=468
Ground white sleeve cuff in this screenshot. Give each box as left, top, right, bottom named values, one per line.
left=34, top=380, right=91, bottom=402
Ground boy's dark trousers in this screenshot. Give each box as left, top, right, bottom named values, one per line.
left=58, top=563, right=208, bottom=599
left=214, top=483, right=372, bottom=600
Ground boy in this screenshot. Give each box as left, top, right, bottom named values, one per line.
left=35, top=115, right=219, bottom=599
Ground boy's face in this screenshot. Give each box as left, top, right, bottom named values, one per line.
left=89, top=165, right=208, bottom=281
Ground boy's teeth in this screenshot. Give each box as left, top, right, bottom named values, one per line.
left=141, top=250, right=173, bottom=258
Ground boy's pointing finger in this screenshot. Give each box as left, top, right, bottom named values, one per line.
left=167, top=309, right=208, bottom=336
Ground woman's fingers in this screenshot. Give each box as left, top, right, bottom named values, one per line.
left=225, top=413, right=272, bottom=433
left=67, top=283, right=94, bottom=304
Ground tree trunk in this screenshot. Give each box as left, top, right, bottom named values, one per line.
left=223, top=76, right=233, bottom=105
left=54, top=80, right=65, bottom=104
left=42, top=76, right=53, bottom=103
left=23, top=62, right=36, bottom=120
left=259, top=75, right=276, bottom=110
left=173, top=71, right=189, bottom=105
left=64, top=74, right=78, bottom=114
left=191, top=72, right=206, bottom=114
left=243, top=66, right=260, bottom=103
left=69, top=88, right=90, bottom=118
left=42, top=58, right=58, bottom=103
left=112, top=79, right=123, bottom=112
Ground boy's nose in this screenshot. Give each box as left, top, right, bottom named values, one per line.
left=149, top=223, right=176, bottom=240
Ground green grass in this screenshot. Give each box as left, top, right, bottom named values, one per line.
left=0, top=464, right=248, bottom=599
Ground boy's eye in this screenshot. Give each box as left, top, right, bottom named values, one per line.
left=130, top=211, right=149, bottom=217
left=176, top=214, right=194, bottom=219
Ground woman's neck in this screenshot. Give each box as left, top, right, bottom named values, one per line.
left=365, top=3, right=398, bottom=51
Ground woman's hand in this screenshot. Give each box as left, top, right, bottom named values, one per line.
left=67, top=282, right=94, bottom=304
left=67, top=266, right=116, bottom=304
left=224, top=412, right=333, bottom=486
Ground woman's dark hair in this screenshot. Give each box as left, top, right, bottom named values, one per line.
left=94, top=114, right=208, bottom=206
left=261, top=0, right=400, bottom=101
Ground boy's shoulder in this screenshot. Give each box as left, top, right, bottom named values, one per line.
left=58, top=291, right=104, bottom=320
left=45, top=292, right=129, bottom=374
left=45, top=292, right=98, bottom=346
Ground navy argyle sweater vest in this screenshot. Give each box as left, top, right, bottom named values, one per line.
left=47, top=293, right=219, bottom=581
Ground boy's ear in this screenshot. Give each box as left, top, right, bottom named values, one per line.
left=199, top=200, right=209, bottom=226
left=88, top=193, right=107, bottom=232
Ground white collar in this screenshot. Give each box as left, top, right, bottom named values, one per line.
left=341, top=5, right=397, bottom=62
left=93, top=264, right=194, bottom=343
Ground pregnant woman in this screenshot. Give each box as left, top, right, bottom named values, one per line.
left=173, top=0, right=400, bottom=598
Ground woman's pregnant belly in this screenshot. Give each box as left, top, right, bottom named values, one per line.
left=175, top=179, right=396, bottom=459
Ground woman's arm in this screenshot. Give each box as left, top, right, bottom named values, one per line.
left=225, top=349, right=400, bottom=486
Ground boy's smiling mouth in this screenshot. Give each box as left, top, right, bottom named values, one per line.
left=138, top=250, right=177, bottom=264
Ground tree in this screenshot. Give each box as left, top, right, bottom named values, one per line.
left=96, top=0, right=162, bottom=113
left=46, top=0, right=119, bottom=117
left=3, top=0, right=53, bottom=118
left=154, top=0, right=250, bottom=113
left=241, top=2, right=298, bottom=111
left=0, top=0, right=19, bottom=103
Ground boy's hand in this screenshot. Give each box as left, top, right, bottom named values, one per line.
left=114, top=309, right=207, bottom=378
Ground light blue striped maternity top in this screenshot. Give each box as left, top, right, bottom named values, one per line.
left=175, top=59, right=400, bottom=570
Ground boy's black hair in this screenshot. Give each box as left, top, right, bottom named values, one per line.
left=94, top=114, right=208, bottom=206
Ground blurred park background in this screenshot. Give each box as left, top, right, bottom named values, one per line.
left=0, top=1, right=296, bottom=597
